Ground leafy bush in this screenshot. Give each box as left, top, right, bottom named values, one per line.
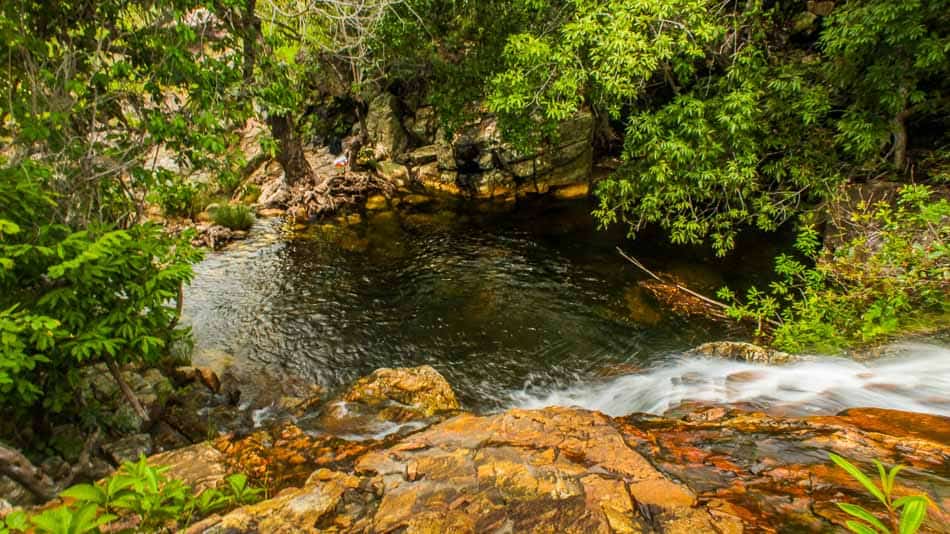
left=215, top=170, right=243, bottom=195
left=152, top=174, right=206, bottom=218
left=719, top=185, right=949, bottom=353
left=210, top=205, right=256, bottom=231
left=0, top=167, right=202, bottom=420
left=829, top=453, right=930, bottom=534
left=0, top=456, right=262, bottom=534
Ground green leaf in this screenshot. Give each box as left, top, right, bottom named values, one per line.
left=885, top=465, right=905, bottom=495
left=60, top=484, right=105, bottom=504
left=897, top=497, right=928, bottom=534
left=836, top=503, right=889, bottom=534
left=830, top=453, right=887, bottom=504
left=845, top=521, right=880, bottom=534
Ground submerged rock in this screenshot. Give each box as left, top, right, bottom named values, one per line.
left=619, top=406, right=950, bottom=532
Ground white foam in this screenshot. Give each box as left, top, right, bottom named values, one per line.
left=510, top=342, right=950, bottom=417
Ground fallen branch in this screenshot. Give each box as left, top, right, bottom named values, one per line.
left=107, top=359, right=150, bottom=424
left=616, top=247, right=781, bottom=328
left=0, top=429, right=102, bottom=502
left=0, top=442, right=57, bottom=501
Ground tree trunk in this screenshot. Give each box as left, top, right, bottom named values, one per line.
left=892, top=108, right=911, bottom=171
left=242, top=0, right=259, bottom=85
left=267, top=113, right=314, bottom=184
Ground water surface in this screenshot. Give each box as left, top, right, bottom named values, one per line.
left=183, top=198, right=949, bottom=419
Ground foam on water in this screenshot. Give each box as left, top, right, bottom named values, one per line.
left=510, top=342, right=950, bottom=417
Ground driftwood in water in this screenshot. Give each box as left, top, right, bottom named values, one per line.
left=616, top=247, right=780, bottom=328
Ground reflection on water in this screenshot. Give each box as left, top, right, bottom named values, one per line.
left=183, top=199, right=763, bottom=411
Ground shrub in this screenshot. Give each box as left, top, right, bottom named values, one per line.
left=215, top=169, right=243, bottom=195
left=719, top=185, right=949, bottom=353
left=210, top=204, right=256, bottom=231
left=153, top=173, right=206, bottom=218
left=0, top=456, right=262, bottom=533
left=0, top=167, right=203, bottom=421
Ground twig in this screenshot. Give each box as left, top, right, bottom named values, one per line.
left=106, top=359, right=150, bottom=424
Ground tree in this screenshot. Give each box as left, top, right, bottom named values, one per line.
left=485, top=0, right=836, bottom=253
left=820, top=0, right=950, bottom=171
left=484, top=0, right=949, bottom=253
left=0, top=0, right=242, bottom=448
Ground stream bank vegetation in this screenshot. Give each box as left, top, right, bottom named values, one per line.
left=0, top=456, right=262, bottom=534
left=1, top=0, right=948, bottom=529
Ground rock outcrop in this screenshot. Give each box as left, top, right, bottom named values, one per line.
left=404, top=110, right=595, bottom=201
left=311, top=365, right=461, bottom=439
left=178, top=402, right=949, bottom=533
left=619, top=406, right=950, bottom=532
left=338, top=365, right=460, bottom=416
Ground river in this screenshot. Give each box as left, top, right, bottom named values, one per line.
left=182, top=198, right=950, bottom=420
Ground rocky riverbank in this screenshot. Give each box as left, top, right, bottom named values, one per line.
left=135, top=361, right=949, bottom=533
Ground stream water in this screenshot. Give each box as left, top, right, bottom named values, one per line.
left=182, top=198, right=950, bottom=419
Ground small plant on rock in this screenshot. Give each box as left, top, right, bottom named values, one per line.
left=0, top=456, right=263, bottom=533
left=829, top=453, right=930, bottom=534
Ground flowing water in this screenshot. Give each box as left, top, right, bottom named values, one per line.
left=182, top=198, right=950, bottom=419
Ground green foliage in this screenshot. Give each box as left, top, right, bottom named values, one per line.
left=210, top=205, right=256, bottom=231
left=719, top=186, right=949, bottom=353
left=829, top=453, right=930, bottom=534
left=0, top=511, right=29, bottom=534
left=1, top=457, right=262, bottom=534
left=478, top=0, right=949, bottom=253
left=0, top=0, right=251, bottom=432
left=151, top=173, right=207, bottom=218
left=820, top=0, right=950, bottom=166
left=0, top=167, right=203, bottom=418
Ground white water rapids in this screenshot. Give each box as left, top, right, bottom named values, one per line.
left=511, top=342, right=950, bottom=417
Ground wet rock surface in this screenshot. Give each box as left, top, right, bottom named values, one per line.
left=184, top=402, right=949, bottom=533
left=337, top=365, right=460, bottom=416
left=690, top=341, right=800, bottom=365
left=304, top=365, right=461, bottom=441
left=620, top=406, right=950, bottom=533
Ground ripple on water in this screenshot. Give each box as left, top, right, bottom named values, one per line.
left=181, top=205, right=947, bottom=418
left=182, top=207, right=723, bottom=410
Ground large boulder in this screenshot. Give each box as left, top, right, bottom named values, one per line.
left=365, top=93, right=409, bottom=161
left=307, top=365, right=461, bottom=440
left=404, top=109, right=594, bottom=201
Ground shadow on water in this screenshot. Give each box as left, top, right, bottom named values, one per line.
left=182, top=197, right=788, bottom=412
